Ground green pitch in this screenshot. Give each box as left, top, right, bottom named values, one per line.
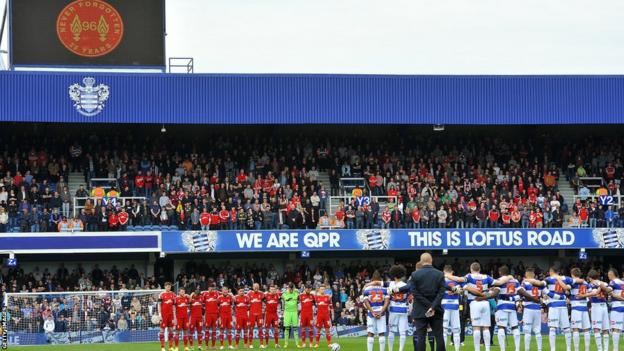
left=9, top=336, right=623, bottom=351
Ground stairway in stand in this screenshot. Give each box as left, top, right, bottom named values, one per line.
left=68, top=171, right=86, bottom=198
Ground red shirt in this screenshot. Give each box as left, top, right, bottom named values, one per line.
left=200, top=213, right=211, bottom=226
left=219, top=210, right=230, bottom=221
left=145, top=175, right=154, bottom=187
left=299, top=293, right=315, bottom=316
left=234, top=295, right=250, bottom=317
left=247, top=291, right=265, bottom=315
left=218, top=294, right=234, bottom=316
left=175, top=295, right=190, bottom=319
left=135, top=175, right=145, bottom=188
left=335, top=209, right=345, bottom=220
left=230, top=209, right=238, bottom=222
left=202, top=291, right=220, bottom=315
left=190, top=293, right=204, bottom=318
left=264, top=292, right=281, bottom=315
left=159, top=291, right=176, bottom=316
left=108, top=212, right=118, bottom=227
left=369, top=175, right=377, bottom=188
left=118, top=211, right=129, bottom=225
left=381, top=211, right=391, bottom=223
left=411, top=209, right=420, bottom=222
left=488, top=210, right=499, bottom=222
left=529, top=212, right=537, bottom=226
left=211, top=213, right=220, bottom=225
left=579, top=208, right=588, bottom=221
left=314, top=295, right=332, bottom=316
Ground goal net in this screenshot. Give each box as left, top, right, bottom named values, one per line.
left=3, top=289, right=163, bottom=347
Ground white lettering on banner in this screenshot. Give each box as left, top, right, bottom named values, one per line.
left=447, top=231, right=461, bottom=246
left=303, top=232, right=340, bottom=248
left=465, top=230, right=523, bottom=247
left=267, top=232, right=298, bottom=248
left=527, top=230, right=574, bottom=246
left=236, top=232, right=262, bottom=249
left=408, top=231, right=442, bottom=247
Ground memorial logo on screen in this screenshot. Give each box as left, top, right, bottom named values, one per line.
left=56, top=0, right=124, bottom=57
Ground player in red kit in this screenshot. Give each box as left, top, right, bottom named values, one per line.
left=234, top=288, right=251, bottom=348
left=263, top=285, right=281, bottom=348
left=314, top=284, right=334, bottom=347
left=159, top=282, right=177, bottom=351
left=218, top=287, right=235, bottom=349
left=299, top=285, right=316, bottom=347
left=247, top=283, right=265, bottom=348
left=202, top=284, right=220, bottom=349
left=188, top=287, right=204, bottom=350
left=174, top=287, right=190, bottom=351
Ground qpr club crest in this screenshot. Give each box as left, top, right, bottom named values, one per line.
left=68, top=77, right=110, bottom=116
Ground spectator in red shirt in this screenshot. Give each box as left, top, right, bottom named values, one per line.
left=134, top=171, right=145, bottom=196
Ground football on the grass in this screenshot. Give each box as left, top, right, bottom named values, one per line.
left=330, top=343, right=341, bottom=351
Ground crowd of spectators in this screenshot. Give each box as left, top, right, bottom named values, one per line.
left=1, top=133, right=624, bottom=232
left=2, top=256, right=622, bottom=333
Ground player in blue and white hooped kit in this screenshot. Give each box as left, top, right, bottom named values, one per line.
left=442, top=265, right=465, bottom=351
left=362, top=270, right=390, bottom=351
left=544, top=266, right=573, bottom=351
left=608, top=268, right=624, bottom=351
left=519, top=267, right=545, bottom=351
left=569, top=268, right=592, bottom=351
left=456, top=262, right=500, bottom=351
left=586, top=269, right=612, bottom=351
left=491, top=266, right=522, bottom=351
left=387, top=265, right=410, bottom=351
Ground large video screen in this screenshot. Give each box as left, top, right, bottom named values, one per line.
left=10, top=0, right=165, bottom=67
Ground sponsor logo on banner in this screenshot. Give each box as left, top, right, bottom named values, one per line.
left=56, top=0, right=124, bottom=57
left=68, top=77, right=110, bottom=116
left=592, top=228, right=624, bottom=248
left=181, top=231, right=218, bottom=252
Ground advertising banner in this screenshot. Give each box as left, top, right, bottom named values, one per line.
left=161, top=228, right=624, bottom=253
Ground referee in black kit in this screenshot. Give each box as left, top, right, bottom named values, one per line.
left=392, top=253, right=447, bottom=351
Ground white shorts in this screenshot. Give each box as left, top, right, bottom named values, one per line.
left=571, top=310, right=591, bottom=330
left=367, top=314, right=387, bottom=335
left=611, top=310, right=624, bottom=331
left=548, top=307, right=570, bottom=329
left=591, top=304, right=609, bottom=331
left=495, top=309, right=519, bottom=328
left=523, top=308, right=542, bottom=334
left=443, top=309, right=461, bottom=333
left=388, top=313, right=409, bottom=334
left=470, top=300, right=491, bottom=327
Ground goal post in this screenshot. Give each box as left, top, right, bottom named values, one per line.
left=4, top=289, right=163, bottom=346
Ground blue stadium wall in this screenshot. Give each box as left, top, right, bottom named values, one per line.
left=1, top=71, right=624, bottom=124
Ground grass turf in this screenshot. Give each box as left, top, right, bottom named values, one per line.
left=10, top=335, right=623, bottom=351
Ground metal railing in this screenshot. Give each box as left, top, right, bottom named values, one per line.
left=578, top=176, right=604, bottom=189
left=72, top=196, right=147, bottom=217
left=168, top=57, right=194, bottom=73
left=338, top=177, right=366, bottom=196
left=89, top=177, right=118, bottom=191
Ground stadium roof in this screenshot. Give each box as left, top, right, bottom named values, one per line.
left=1, top=71, right=624, bottom=124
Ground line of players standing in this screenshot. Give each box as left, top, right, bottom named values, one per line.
left=443, top=262, right=624, bottom=351
left=157, top=281, right=334, bottom=351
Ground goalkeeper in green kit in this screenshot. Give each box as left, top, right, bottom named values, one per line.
left=281, top=283, right=301, bottom=348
